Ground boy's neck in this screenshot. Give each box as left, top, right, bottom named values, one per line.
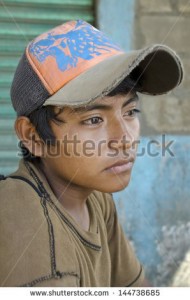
left=33, top=159, right=92, bottom=231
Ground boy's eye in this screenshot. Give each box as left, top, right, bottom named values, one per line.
left=81, top=116, right=103, bottom=125
left=124, top=109, right=141, bottom=117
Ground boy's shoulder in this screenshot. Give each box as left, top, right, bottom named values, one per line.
left=0, top=159, right=46, bottom=209
left=0, top=169, right=79, bottom=287
left=0, top=164, right=48, bottom=245
left=0, top=171, right=47, bottom=240
left=0, top=172, right=40, bottom=205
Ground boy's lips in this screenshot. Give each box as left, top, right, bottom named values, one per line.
left=104, top=157, right=135, bottom=174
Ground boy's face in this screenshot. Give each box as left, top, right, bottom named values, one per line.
left=41, top=92, right=140, bottom=193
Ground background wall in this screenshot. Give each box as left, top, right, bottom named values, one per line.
left=134, top=0, right=190, bottom=135
left=97, top=0, right=190, bottom=286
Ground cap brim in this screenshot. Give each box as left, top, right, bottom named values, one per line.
left=43, top=44, right=183, bottom=107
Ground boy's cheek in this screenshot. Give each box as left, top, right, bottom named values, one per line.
left=135, top=118, right=141, bottom=139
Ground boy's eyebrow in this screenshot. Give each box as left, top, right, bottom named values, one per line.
left=72, top=95, right=139, bottom=113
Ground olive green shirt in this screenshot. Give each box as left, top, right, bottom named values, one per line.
left=0, top=159, right=144, bottom=287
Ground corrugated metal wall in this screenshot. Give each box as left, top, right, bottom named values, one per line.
left=0, top=0, right=94, bottom=175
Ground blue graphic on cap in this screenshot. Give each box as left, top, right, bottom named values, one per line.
left=29, top=20, right=122, bottom=71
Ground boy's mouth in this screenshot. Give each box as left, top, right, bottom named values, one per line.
left=104, top=157, right=135, bottom=174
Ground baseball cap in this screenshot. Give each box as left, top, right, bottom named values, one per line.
left=10, top=19, right=183, bottom=116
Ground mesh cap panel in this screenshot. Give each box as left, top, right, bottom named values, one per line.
left=10, top=52, right=50, bottom=116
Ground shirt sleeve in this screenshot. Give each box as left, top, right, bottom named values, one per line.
left=105, top=193, right=145, bottom=287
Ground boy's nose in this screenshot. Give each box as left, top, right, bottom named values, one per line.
left=107, top=117, right=135, bottom=150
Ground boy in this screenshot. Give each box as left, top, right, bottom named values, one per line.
left=0, top=20, right=183, bottom=287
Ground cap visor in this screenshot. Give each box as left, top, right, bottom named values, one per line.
left=44, top=44, right=183, bottom=107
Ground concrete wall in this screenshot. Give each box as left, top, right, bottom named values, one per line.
left=97, top=0, right=190, bottom=286
left=134, top=0, right=190, bottom=135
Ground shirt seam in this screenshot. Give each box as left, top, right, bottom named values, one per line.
left=125, top=264, right=143, bottom=287
left=20, top=271, right=80, bottom=287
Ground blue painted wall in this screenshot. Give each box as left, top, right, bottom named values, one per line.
left=113, top=135, right=190, bottom=285
left=97, top=0, right=135, bottom=50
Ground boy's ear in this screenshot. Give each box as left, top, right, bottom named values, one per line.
left=14, top=117, right=44, bottom=157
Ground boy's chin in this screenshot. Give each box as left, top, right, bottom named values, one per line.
left=97, top=178, right=131, bottom=194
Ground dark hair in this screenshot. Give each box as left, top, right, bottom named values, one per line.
left=20, top=75, right=142, bottom=162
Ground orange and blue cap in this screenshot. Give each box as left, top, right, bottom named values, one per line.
left=11, top=19, right=183, bottom=116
